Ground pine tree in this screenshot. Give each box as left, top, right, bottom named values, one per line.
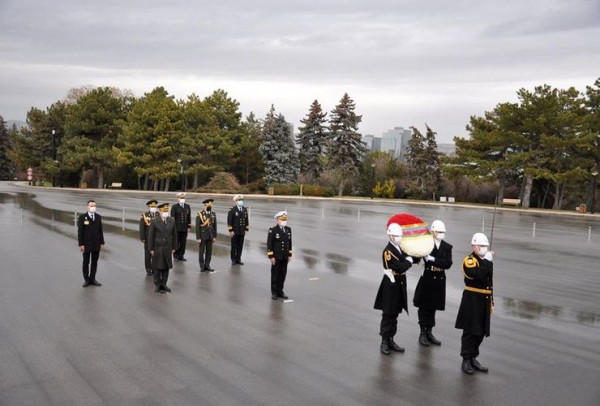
left=0, top=116, right=12, bottom=180
left=406, top=126, right=428, bottom=198
left=258, top=105, right=299, bottom=186
left=297, top=100, right=328, bottom=181
left=327, top=93, right=367, bottom=195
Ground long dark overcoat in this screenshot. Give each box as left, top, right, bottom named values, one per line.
left=413, top=239, right=453, bottom=310
left=148, top=217, right=177, bottom=270
left=455, top=252, right=494, bottom=336
left=374, top=242, right=413, bottom=315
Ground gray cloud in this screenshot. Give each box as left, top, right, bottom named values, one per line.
left=1, top=0, right=598, bottom=142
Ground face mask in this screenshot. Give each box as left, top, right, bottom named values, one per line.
left=435, top=232, right=445, bottom=241
left=160, top=212, right=169, bottom=219
left=150, top=207, right=158, bottom=213
left=179, top=199, right=185, bottom=204
left=279, top=221, right=287, bottom=227
left=478, top=246, right=488, bottom=256
left=88, top=207, right=97, bottom=213
left=391, top=235, right=402, bottom=244
left=237, top=200, right=244, bottom=207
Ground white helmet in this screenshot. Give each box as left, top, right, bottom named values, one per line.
left=430, top=220, right=446, bottom=233
left=471, top=232, right=489, bottom=246
left=386, top=223, right=403, bottom=236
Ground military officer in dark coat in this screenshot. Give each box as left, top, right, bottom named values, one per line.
left=227, top=194, right=249, bottom=265
left=266, top=211, right=292, bottom=300
left=413, top=220, right=453, bottom=346
left=196, top=198, right=217, bottom=272
left=170, top=192, right=191, bottom=261
left=455, top=232, right=494, bottom=375
left=139, top=199, right=159, bottom=276
left=77, top=199, right=105, bottom=287
left=149, top=203, right=178, bottom=293
left=374, top=221, right=416, bottom=355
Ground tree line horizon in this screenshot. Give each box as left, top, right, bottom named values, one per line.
left=0, top=77, right=598, bottom=211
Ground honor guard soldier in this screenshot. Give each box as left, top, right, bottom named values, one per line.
left=455, top=232, right=494, bottom=375
left=148, top=203, right=178, bottom=294
left=374, top=215, right=418, bottom=355
left=227, top=194, right=249, bottom=265
left=77, top=200, right=105, bottom=287
left=196, top=198, right=217, bottom=272
left=171, top=192, right=191, bottom=261
left=413, top=220, right=453, bottom=346
left=139, top=199, right=159, bottom=276
left=267, top=211, right=292, bottom=300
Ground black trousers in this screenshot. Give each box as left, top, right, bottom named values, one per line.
left=379, top=312, right=399, bottom=339
left=460, top=330, right=485, bottom=358
left=154, top=268, right=170, bottom=288
left=418, top=308, right=437, bottom=328
left=230, top=234, right=245, bottom=263
left=82, top=251, right=100, bottom=282
left=143, top=241, right=153, bottom=272
left=175, top=231, right=188, bottom=259
left=198, top=239, right=213, bottom=269
left=270, top=257, right=288, bottom=296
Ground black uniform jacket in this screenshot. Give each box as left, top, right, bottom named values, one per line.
left=170, top=203, right=192, bottom=232
left=413, top=239, right=453, bottom=310
left=227, top=205, right=249, bottom=235
left=195, top=210, right=217, bottom=240
left=267, top=225, right=292, bottom=260
left=374, top=242, right=413, bottom=315
left=455, top=252, right=494, bottom=336
left=148, top=217, right=178, bottom=270
left=77, top=213, right=105, bottom=252
left=139, top=211, right=158, bottom=242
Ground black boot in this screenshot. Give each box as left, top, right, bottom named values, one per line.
left=380, top=337, right=391, bottom=355
left=461, top=358, right=474, bottom=375
left=471, top=358, right=488, bottom=372
left=426, top=327, right=441, bottom=345
left=388, top=336, right=405, bottom=353
left=419, top=326, right=430, bottom=346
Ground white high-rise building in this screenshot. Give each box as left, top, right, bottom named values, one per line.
left=381, top=127, right=412, bottom=161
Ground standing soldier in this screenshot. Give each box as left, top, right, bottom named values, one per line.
left=148, top=203, right=177, bottom=293
left=227, top=194, right=249, bottom=265
left=373, top=216, right=415, bottom=355
left=77, top=199, right=105, bottom=287
left=455, top=232, right=494, bottom=375
left=267, top=211, right=292, bottom=300
left=139, top=199, right=159, bottom=276
left=196, top=198, right=217, bottom=272
left=171, top=192, right=191, bottom=262
left=413, top=220, right=453, bottom=346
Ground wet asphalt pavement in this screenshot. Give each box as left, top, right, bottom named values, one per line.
left=0, top=181, right=599, bottom=405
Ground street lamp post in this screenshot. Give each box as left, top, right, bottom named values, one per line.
left=592, top=170, right=598, bottom=214
left=52, top=130, right=56, bottom=187
left=370, top=163, right=376, bottom=198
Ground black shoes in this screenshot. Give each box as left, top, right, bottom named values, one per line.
left=388, top=337, right=405, bottom=353
left=82, top=281, right=91, bottom=287
left=201, top=267, right=215, bottom=272
left=271, top=294, right=278, bottom=300
left=380, top=338, right=391, bottom=355
left=162, top=286, right=172, bottom=293
left=154, top=286, right=162, bottom=293
left=279, top=293, right=289, bottom=300
left=471, top=358, right=488, bottom=372
left=426, top=328, right=441, bottom=345
left=91, top=280, right=102, bottom=286
left=419, top=333, right=430, bottom=346
left=462, top=358, right=474, bottom=375
left=237, top=261, right=244, bottom=265
left=180, top=257, right=187, bottom=262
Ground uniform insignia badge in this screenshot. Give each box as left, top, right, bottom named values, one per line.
left=384, top=251, right=392, bottom=261
left=275, top=234, right=280, bottom=239
left=464, top=256, right=478, bottom=268
left=84, top=221, right=90, bottom=225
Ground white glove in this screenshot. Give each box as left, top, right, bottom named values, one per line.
left=426, top=255, right=435, bottom=262
left=384, top=269, right=395, bottom=283
left=484, top=251, right=494, bottom=262
left=405, top=256, right=413, bottom=264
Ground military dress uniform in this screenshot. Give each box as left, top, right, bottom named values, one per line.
left=267, top=212, right=292, bottom=300
left=227, top=195, right=249, bottom=265
left=149, top=203, right=178, bottom=293
left=374, top=242, right=413, bottom=353
left=171, top=193, right=192, bottom=261
left=77, top=207, right=105, bottom=287
left=413, top=239, right=453, bottom=345
left=455, top=252, right=493, bottom=372
left=139, top=199, right=159, bottom=276
left=196, top=199, right=217, bottom=272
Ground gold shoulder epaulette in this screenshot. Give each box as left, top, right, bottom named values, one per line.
left=463, top=255, right=479, bottom=269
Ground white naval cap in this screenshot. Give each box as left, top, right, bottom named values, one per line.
left=274, top=210, right=288, bottom=219
left=176, top=192, right=186, bottom=198
left=233, top=194, right=244, bottom=201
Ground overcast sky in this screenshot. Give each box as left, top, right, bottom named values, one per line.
left=1, top=0, right=598, bottom=143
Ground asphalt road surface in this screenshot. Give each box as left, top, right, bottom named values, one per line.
left=0, top=182, right=599, bottom=405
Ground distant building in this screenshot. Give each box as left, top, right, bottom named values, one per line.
left=362, top=134, right=381, bottom=152
left=381, top=127, right=412, bottom=161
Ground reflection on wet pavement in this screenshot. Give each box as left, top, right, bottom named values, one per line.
left=502, top=297, right=600, bottom=325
